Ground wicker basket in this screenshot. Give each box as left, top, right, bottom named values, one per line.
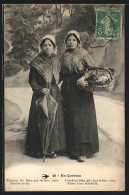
left=77, top=67, right=115, bottom=92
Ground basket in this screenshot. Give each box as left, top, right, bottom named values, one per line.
left=77, top=67, right=115, bottom=91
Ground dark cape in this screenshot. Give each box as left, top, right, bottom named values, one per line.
left=25, top=52, right=66, bottom=157
left=60, top=47, right=99, bottom=157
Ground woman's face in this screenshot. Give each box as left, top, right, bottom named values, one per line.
left=66, top=35, right=78, bottom=49
left=41, top=39, right=54, bottom=55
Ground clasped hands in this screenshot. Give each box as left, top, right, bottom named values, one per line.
left=42, top=88, right=50, bottom=95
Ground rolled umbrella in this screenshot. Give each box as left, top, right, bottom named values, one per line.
left=35, top=94, right=58, bottom=162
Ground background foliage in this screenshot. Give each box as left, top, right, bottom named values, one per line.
left=4, top=4, right=124, bottom=100
left=4, top=4, right=96, bottom=75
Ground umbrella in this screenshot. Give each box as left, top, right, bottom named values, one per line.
left=35, top=94, right=58, bottom=162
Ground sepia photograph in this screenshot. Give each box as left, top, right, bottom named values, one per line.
left=4, top=4, right=125, bottom=191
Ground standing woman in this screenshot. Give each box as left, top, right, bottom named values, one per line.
left=60, top=30, right=99, bottom=162
left=25, top=35, right=66, bottom=158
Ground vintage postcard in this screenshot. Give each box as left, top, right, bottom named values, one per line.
left=4, top=4, right=125, bottom=191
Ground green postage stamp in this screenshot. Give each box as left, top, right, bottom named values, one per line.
left=96, top=7, right=122, bottom=39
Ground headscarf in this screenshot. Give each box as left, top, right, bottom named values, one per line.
left=64, top=30, right=80, bottom=43
left=40, top=35, right=56, bottom=48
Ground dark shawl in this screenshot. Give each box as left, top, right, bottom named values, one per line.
left=30, top=52, right=61, bottom=84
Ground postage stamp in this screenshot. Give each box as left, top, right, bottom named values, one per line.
left=96, top=7, right=122, bottom=39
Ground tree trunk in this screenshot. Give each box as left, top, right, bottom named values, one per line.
left=42, top=14, right=45, bottom=27
left=59, top=5, right=65, bottom=26
left=69, top=8, right=73, bottom=18
left=55, top=5, right=59, bottom=27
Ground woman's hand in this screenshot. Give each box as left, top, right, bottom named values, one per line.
left=42, top=88, right=50, bottom=95
left=77, top=76, right=88, bottom=87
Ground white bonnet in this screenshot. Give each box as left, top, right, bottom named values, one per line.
left=40, top=35, right=56, bottom=47
left=65, top=30, right=80, bottom=43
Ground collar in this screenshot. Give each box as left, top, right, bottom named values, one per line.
left=39, top=52, right=55, bottom=61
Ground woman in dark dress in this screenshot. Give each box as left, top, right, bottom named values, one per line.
left=25, top=35, right=66, bottom=158
left=60, top=30, right=99, bottom=162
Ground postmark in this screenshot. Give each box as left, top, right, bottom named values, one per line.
left=96, top=7, right=122, bottom=39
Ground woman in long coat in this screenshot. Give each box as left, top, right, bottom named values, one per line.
left=60, top=30, right=99, bottom=162
left=25, top=35, right=66, bottom=158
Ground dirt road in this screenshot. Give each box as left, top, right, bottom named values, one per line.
left=4, top=88, right=125, bottom=191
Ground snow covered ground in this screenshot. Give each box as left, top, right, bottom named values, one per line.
left=4, top=88, right=125, bottom=191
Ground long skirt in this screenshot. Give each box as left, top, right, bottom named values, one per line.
left=25, top=85, right=66, bottom=157
left=62, top=86, right=99, bottom=158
